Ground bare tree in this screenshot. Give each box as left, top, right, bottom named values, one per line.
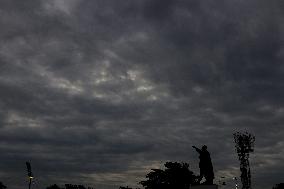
left=234, top=132, right=255, bottom=189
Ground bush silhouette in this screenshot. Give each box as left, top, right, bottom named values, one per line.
left=272, top=183, right=284, bottom=189
left=46, top=184, right=61, bottom=189
left=0, top=182, right=7, bottom=189
left=139, top=162, right=198, bottom=189
left=46, top=184, right=94, bottom=189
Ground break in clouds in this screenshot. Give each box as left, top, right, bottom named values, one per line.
left=0, top=0, right=283, bottom=188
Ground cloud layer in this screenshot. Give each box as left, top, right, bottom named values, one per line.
left=0, top=0, right=283, bottom=188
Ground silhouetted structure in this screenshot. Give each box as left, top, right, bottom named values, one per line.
left=192, top=145, right=214, bottom=185
left=0, top=182, right=7, bottom=189
left=234, top=132, right=255, bottom=189
left=272, top=183, right=284, bottom=189
left=140, top=161, right=198, bottom=189
left=26, top=162, right=33, bottom=189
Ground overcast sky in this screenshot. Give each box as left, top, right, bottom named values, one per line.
left=0, top=0, right=283, bottom=189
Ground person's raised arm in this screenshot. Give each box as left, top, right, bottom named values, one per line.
left=192, top=146, right=202, bottom=153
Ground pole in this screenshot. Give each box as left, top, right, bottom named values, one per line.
left=26, top=162, right=33, bottom=189
left=29, top=178, right=32, bottom=189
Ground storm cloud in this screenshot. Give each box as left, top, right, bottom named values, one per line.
left=0, top=0, right=283, bottom=188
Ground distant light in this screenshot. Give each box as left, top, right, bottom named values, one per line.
left=29, top=176, right=34, bottom=179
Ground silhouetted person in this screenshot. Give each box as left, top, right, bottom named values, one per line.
left=192, top=145, right=214, bottom=185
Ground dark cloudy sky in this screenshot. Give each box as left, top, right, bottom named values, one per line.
left=0, top=0, right=283, bottom=188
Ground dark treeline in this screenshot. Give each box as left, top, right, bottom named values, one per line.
left=46, top=184, right=94, bottom=189
left=45, top=161, right=197, bottom=189
left=0, top=162, right=283, bottom=189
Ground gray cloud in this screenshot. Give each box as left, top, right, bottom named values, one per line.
left=0, top=0, right=283, bottom=189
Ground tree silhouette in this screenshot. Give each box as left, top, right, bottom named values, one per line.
left=46, top=184, right=94, bottom=189
left=46, top=184, right=62, bottom=189
left=139, top=162, right=198, bottom=189
left=65, top=184, right=94, bottom=189
left=234, top=132, right=255, bottom=189
left=272, top=183, right=284, bottom=189
left=0, top=182, right=7, bottom=189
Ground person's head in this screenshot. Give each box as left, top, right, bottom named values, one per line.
left=202, top=145, right=207, bottom=151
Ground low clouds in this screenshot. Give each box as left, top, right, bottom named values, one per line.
left=0, top=0, right=283, bottom=189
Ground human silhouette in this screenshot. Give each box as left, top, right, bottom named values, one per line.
left=192, top=145, right=214, bottom=184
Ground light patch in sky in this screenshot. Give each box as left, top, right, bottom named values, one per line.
left=192, top=86, right=205, bottom=94
left=51, top=77, right=84, bottom=94
left=6, top=112, right=42, bottom=128
left=41, top=0, right=81, bottom=15
left=117, top=32, right=150, bottom=45
left=34, top=64, right=84, bottom=95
